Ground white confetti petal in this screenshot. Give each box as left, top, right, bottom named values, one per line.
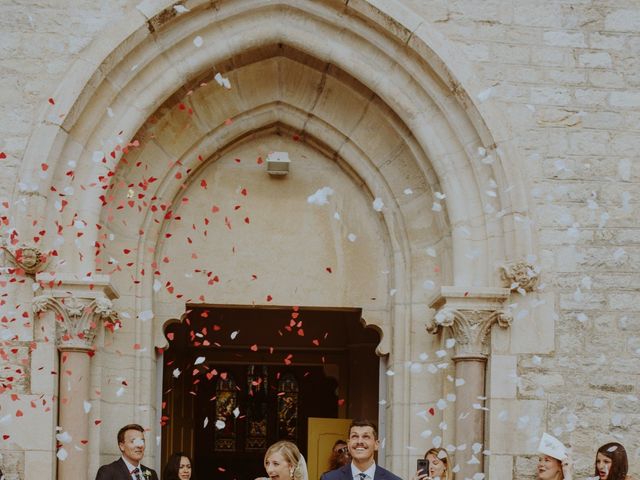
left=57, top=448, right=68, bottom=461
left=233, top=407, right=240, bottom=418
left=174, top=5, right=190, bottom=13
left=173, top=368, right=181, bottom=378
left=215, top=419, right=226, bottom=430
left=56, top=431, right=72, bottom=444
left=231, top=330, right=239, bottom=340
left=214, top=72, right=231, bottom=89
left=83, top=401, right=92, bottom=414
left=477, top=87, right=494, bottom=102
left=193, top=36, right=203, bottom=47
left=194, top=356, right=205, bottom=365
left=347, top=233, right=357, bottom=242
left=307, top=186, right=334, bottom=206
left=138, top=310, right=154, bottom=322
left=372, top=197, right=384, bottom=212
left=403, top=188, right=413, bottom=195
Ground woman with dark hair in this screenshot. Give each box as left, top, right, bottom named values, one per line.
left=594, top=442, right=633, bottom=480
left=163, top=452, right=193, bottom=480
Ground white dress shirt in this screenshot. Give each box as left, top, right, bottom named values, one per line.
left=351, top=462, right=377, bottom=480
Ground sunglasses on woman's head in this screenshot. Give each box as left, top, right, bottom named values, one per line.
left=336, top=446, right=349, bottom=455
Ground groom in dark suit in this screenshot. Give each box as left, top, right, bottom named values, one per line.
left=95, top=424, right=159, bottom=480
left=321, top=419, right=402, bottom=480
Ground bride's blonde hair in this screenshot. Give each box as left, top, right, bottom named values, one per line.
left=265, top=441, right=304, bottom=480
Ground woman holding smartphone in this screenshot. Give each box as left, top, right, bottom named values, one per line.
left=412, top=447, right=452, bottom=480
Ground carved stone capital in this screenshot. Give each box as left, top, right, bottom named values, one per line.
left=428, top=286, right=511, bottom=360
left=2, top=244, right=48, bottom=275
left=429, top=308, right=512, bottom=359
left=33, top=295, right=120, bottom=351
left=500, top=261, right=540, bottom=292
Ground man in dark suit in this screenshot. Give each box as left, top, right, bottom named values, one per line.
left=95, top=423, right=159, bottom=480
left=321, top=419, right=403, bottom=480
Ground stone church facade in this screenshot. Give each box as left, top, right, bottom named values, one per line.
left=0, top=1, right=638, bottom=479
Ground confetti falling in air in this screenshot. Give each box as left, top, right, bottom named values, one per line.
left=214, top=72, right=231, bottom=89
left=307, top=186, right=334, bottom=205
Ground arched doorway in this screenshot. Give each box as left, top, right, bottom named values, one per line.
left=161, top=305, right=380, bottom=480
left=11, top=1, right=537, bottom=478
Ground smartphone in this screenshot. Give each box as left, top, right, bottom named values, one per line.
left=417, top=458, right=429, bottom=475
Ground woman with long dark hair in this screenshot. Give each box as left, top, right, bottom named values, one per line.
left=594, top=443, right=633, bottom=480
left=163, top=452, right=194, bottom=480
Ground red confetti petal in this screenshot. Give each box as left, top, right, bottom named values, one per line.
left=0, top=152, right=6, bottom=159
left=48, top=98, right=55, bottom=105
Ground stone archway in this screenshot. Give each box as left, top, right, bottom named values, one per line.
left=13, top=1, right=536, bottom=479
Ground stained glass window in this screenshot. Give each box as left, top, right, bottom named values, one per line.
left=214, top=373, right=238, bottom=451
left=245, top=365, right=268, bottom=450
left=277, top=372, right=299, bottom=441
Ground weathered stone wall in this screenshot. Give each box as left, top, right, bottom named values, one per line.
left=403, top=1, right=640, bottom=478
left=0, top=1, right=638, bottom=479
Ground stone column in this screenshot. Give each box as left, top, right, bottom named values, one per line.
left=33, top=274, right=119, bottom=480
left=427, top=287, right=510, bottom=480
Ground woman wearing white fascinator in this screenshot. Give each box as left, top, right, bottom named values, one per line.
left=536, top=433, right=573, bottom=480
left=257, top=440, right=309, bottom=480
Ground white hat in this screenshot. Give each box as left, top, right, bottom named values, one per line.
left=538, top=432, right=568, bottom=461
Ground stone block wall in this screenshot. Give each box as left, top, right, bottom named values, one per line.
left=403, top=0, right=640, bottom=477
left=0, top=0, right=639, bottom=479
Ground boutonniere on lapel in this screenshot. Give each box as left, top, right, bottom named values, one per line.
left=142, top=469, right=152, bottom=479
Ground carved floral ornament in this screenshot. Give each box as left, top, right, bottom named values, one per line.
left=2, top=244, right=49, bottom=275
left=33, top=295, right=121, bottom=349
left=427, top=308, right=512, bottom=359
left=500, top=261, right=540, bottom=293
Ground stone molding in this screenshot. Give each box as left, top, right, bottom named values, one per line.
left=428, top=286, right=511, bottom=359
left=500, top=261, right=540, bottom=292
left=33, top=295, right=119, bottom=350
